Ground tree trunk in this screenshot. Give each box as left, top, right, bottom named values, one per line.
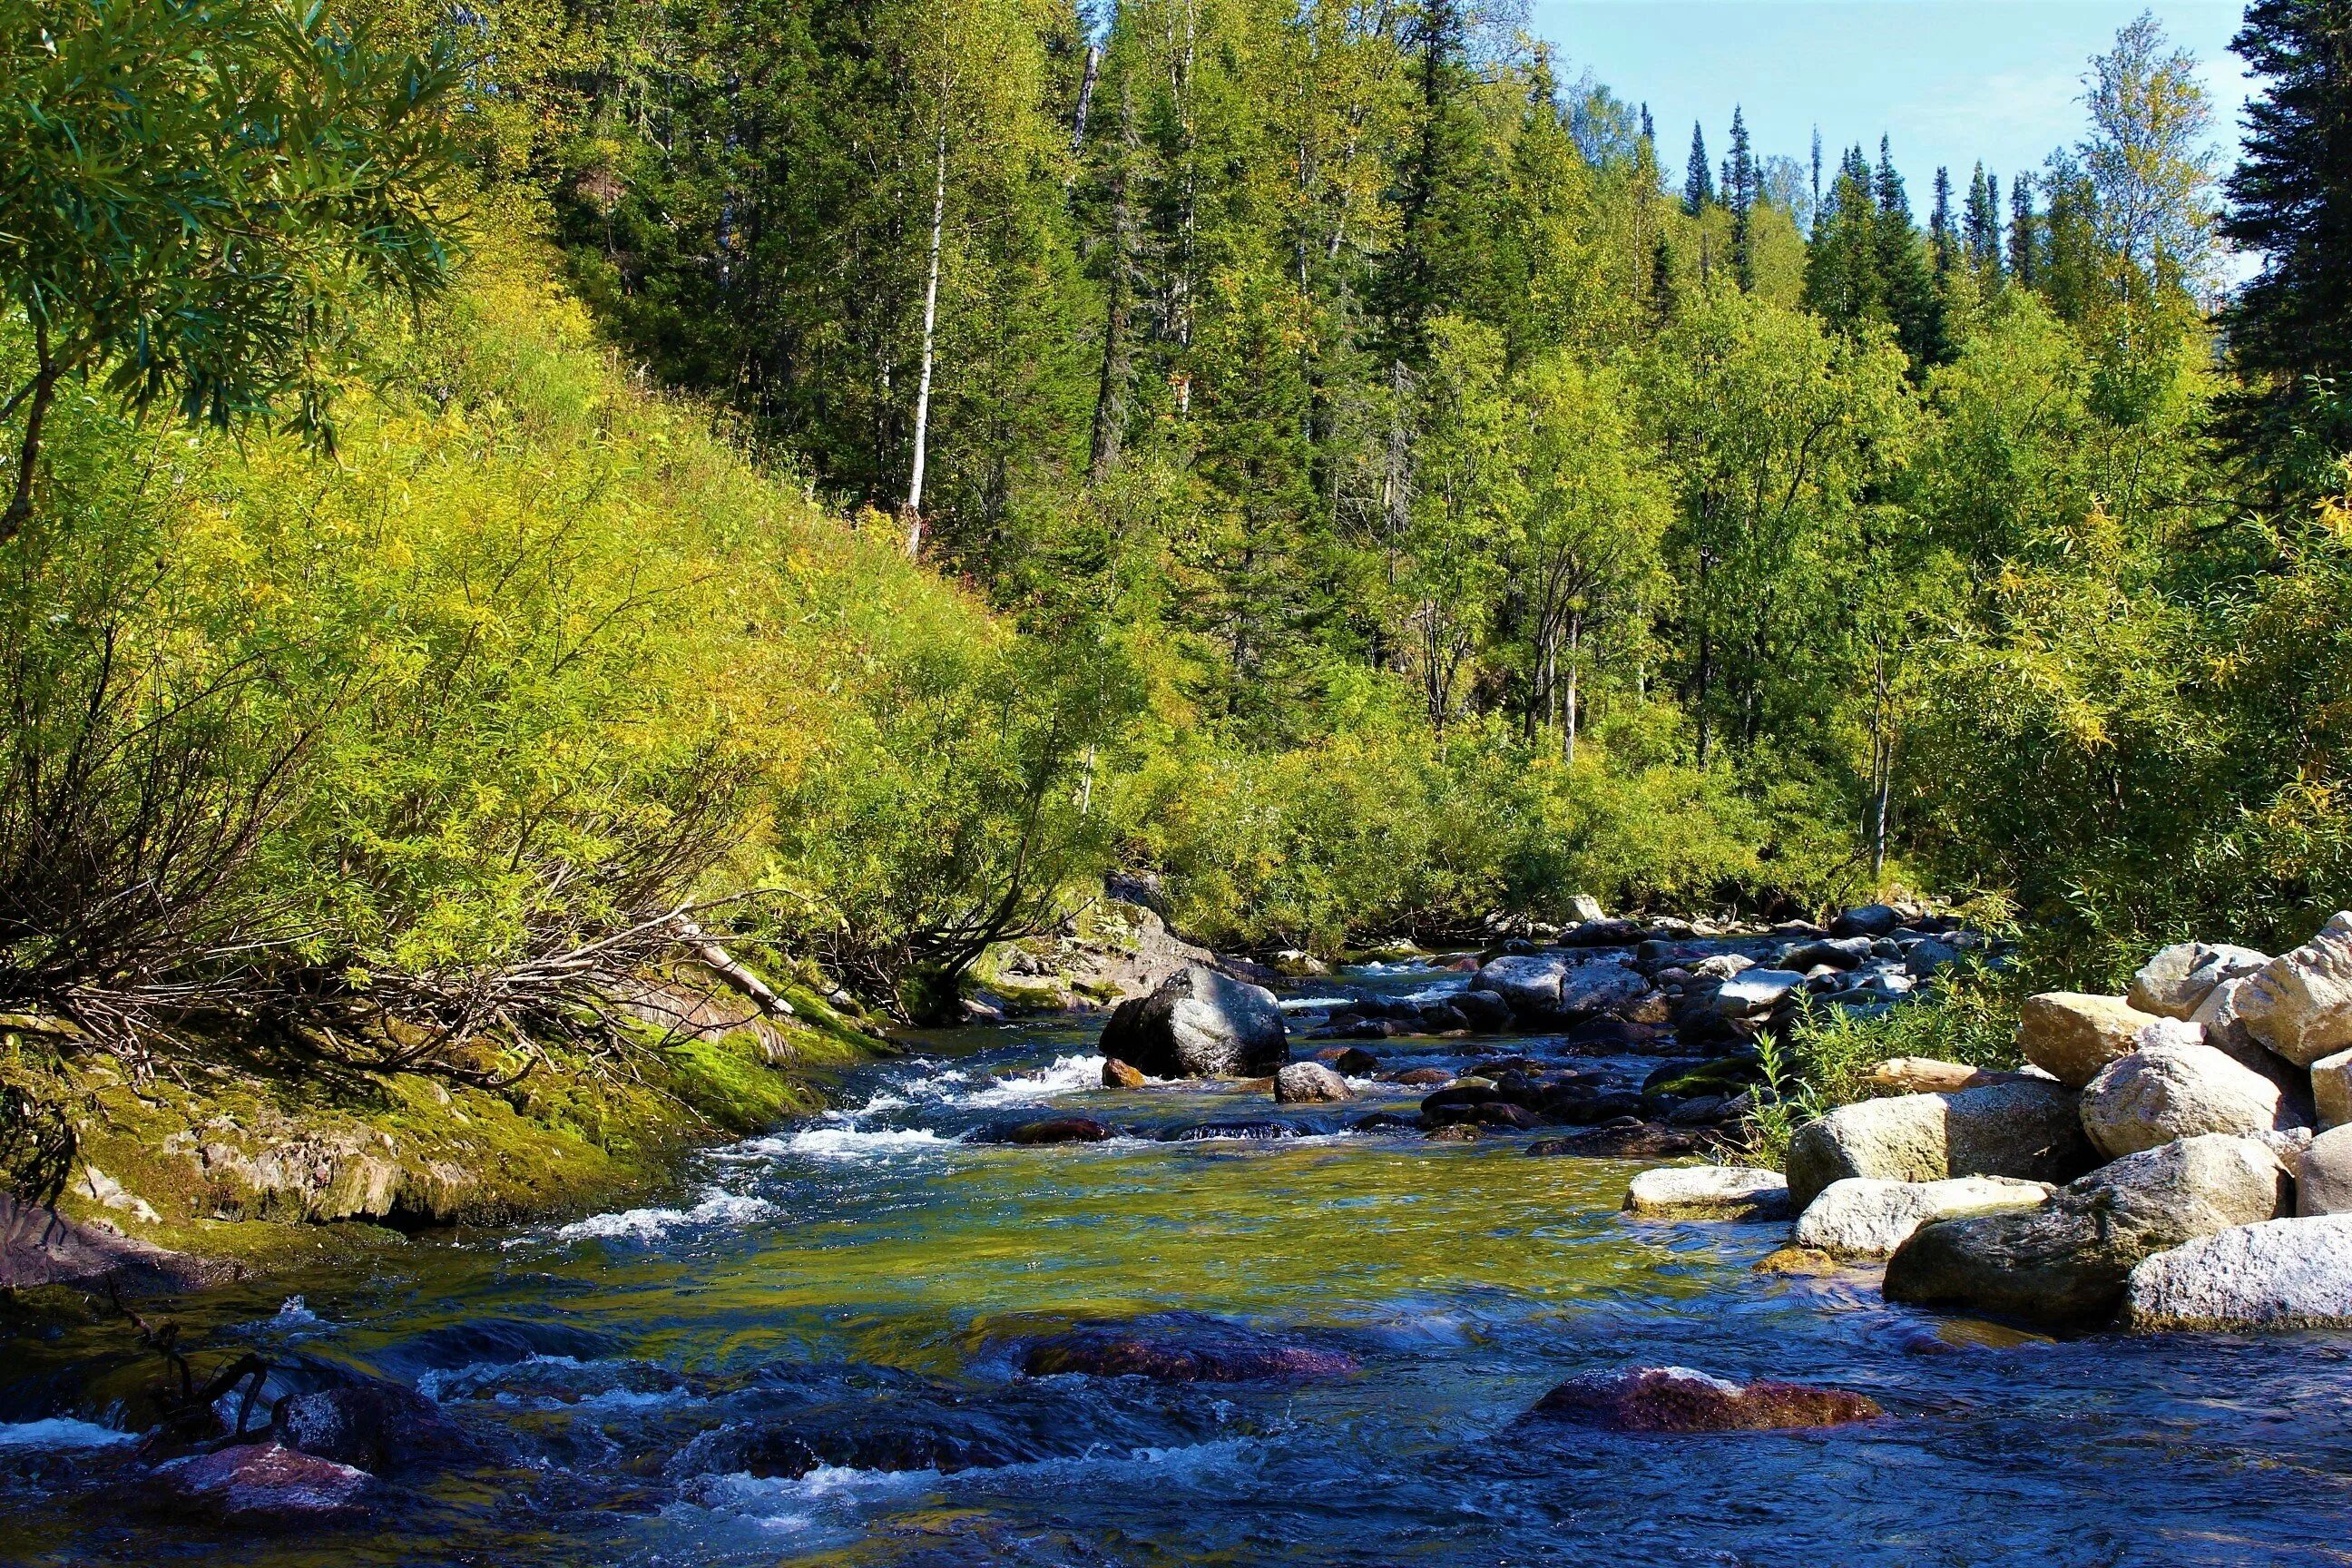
left=1070, top=43, right=1101, bottom=157
left=2, top=324, right=60, bottom=542
left=1563, top=610, right=1582, bottom=765
left=903, top=108, right=949, bottom=556
left=1089, top=87, right=1136, bottom=483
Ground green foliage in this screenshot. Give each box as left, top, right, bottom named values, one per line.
left=0, top=0, right=466, bottom=528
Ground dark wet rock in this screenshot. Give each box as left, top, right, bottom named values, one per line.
left=1421, top=1084, right=1501, bottom=1114
left=1531, top=1367, right=1881, bottom=1432
left=1544, top=1090, right=1644, bottom=1125
left=1635, top=938, right=1724, bottom=972
left=1022, top=1323, right=1357, bottom=1384
left=1274, top=1062, right=1355, bottom=1103
left=1102, top=1057, right=1148, bottom=1089
left=1417, top=1003, right=1470, bottom=1033
left=1563, top=1017, right=1659, bottom=1053
left=1473, top=1102, right=1546, bottom=1131
left=1563, top=918, right=1649, bottom=948
left=1885, top=1133, right=2291, bottom=1327
left=431, top=1356, right=691, bottom=1407
left=273, top=1381, right=467, bottom=1475
left=999, top=1116, right=1114, bottom=1145
left=1831, top=904, right=1906, bottom=939
left=666, top=1410, right=1038, bottom=1483
left=1451, top=989, right=1514, bottom=1031
left=1528, top=1122, right=1706, bottom=1158
left=1349, top=1112, right=1421, bottom=1132
left=1097, top=964, right=1289, bottom=1079
left=1315, top=1045, right=1381, bottom=1075
left=1388, top=1067, right=1455, bottom=1086
left=1426, top=1123, right=1481, bottom=1142
left=1781, top=936, right=1877, bottom=971
left=146, top=1442, right=370, bottom=1521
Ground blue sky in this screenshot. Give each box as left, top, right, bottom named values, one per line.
left=1526, top=1, right=2251, bottom=214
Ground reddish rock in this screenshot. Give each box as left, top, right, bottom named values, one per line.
left=1533, top=1367, right=1882, bottom=1433
left=1389, top=1067, right=1455, bottom=1086
left=148, top=1442, right=370, bottom=1520
left=1023, top=1324, right=1357, bottom=1383
left=1102, top=1058, right=1148, bottom=1089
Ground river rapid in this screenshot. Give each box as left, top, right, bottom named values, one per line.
left=5, top=956, right=2352, bottom=1566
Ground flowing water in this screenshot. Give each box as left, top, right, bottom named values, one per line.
left=5, top=959, right=2352, bottom=1565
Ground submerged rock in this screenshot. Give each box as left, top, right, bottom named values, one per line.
left=1884, top=1133, right=2290, bottom=1328
left=1622, top=1166, right=1790, bottom=1221
left=1529, top=1122, right=1704, bottom=1159
left=273, top=1381, right=467, bottom=1475
left=2015, top=993, right=2163, bottom=1087
left=1792, top=1176, right=2052, bottom=1260
left=999, top=1117, right=1114, bottom=1146
left=2078, top=1041, right=2297, bottom=1158
left=1023, top=1322, right=1357, bottom=1383
left=1097, top=964, right=1288, bottom=1079
left=2122, top=1215, right=2352, bottom=1330
left=147, top=1442, right=370, bottom=1521
left=1784, top=1078, right=2092, bottom=1210
left=1531, top=1367, right=1881, bottom=1433
left=1274, top=1062, right=1354, bottom=1104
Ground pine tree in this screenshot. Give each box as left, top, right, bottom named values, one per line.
left=2218, top=0, right=2352, bottom=482
left=1725, top=106, right=1756, bottom=289
left=2008, top=171, right=2039, bottom=289
left=1802, top=145, right=1880, bottom=333
left=1683, top=122, right=1712, bottom=216
left=1641, top=103, right=1654, bottom=143
left=1964, top=163, right=2003, bottom=279
left=1928, top=167, right=1955, bottom=277
left=1873, top=138, right=1945, bottom=370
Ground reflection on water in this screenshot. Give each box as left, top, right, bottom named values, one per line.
left=5, top=977, right=2352, bottom=1566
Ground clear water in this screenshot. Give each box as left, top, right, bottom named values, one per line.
left=5, top=964, right=2352, bottom=1566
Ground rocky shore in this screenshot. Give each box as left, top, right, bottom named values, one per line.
left=1628, top=913, right=2352, bottom=1333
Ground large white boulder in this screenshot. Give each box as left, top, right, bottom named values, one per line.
left=2121, top=1215, right=2352, bottom=1330
left=2311, top=1048, right=2352, bottom=1131
left=2078, top=1040, right=2298, bottom=1159
left=1622, top=1165, right=1790, bottom=1221
left=1712, top=969, right=1807, bottom=1018
left=1556, top=959, right=1651, bottom=1016
left=1272, top=1061, right=1353, bottom=1104
left=2233, top=912, right=2352, bottom=1067
left=1885, top=1133, right=2292, bottom=1328
left=2298, top=1123, right=2352, bottom=1216
left=2128, top=942, right=2270, bottom=1020
left=1783, top=1078, right=2092, bottom=1210
left=2015, top=993, right=2163, bottom=1087
left=1792, top=1175, right=2053, bottom=1260
left=1097, top=965, right=1289, bottom=1078
left=1474, top=955, right=1566, bottom=1014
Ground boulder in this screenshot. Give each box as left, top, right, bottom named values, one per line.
left=2233, top=913, right=2352, bottom=1066
left=1782, top=937, right=1876, bottom=972
left=2297, top=1123, right=2352, bottom=1216
left=1023, top=1320, right=1357, bottom=1383
left=1475, top=955, right=1566, bottom=1013
left=1102, top=1057, right=1148, bottom=1089
left=2015, top=993, right=2164, bottom=1088
left=0, top=1192, right=220, bottom=1293
left=2122, top=1216, right=2352, bottom=1330
left=1528, top=1122, right=1705, bottom=1158
left=1713, top=969, right=1807, bottom=1018
left=2310, top=1048, right=2352, bottom=1130
left=1450, top=988, right=1513, bottom=1032
left=1565, top=895, right=1606, bottom=923
left=2129, top=942, right=2270, bottom=1020
left=1313, top=1045, right=1380, bottom=1076
left=1831, top=905, right=1905, bottom=939
left=1884, top=1134, right=2291, bottom=1327
left=148, top=1442, right=370, bottom=1521
left=2079, top=1040, right=2297, bottom=1158
left=272, top=1382, right=465, bottom=1474
left=1556, top=961, right=1651, bottom=1016
left=1792, top=1176, right=2053, bottom=1260
left=1096, top=965, right=1288, bottom=1079
left=1622, top=1165, right=1790, bottom=1221
left=1531, top=1367, right=1881, bottom=1432
left=1905, top=939, right=1963, bottom=979
left=1002, top=1117, right=1114, bottom=1145
left=1273, top=1062, right=1354, bottom=1104
left=1784, top=1078, right=2093, bottom=1210
left=1867, top=1057, right=2012, bottom=1095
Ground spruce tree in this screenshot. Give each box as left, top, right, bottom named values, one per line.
left=1725, top=106, right=1756, bottom=289
left=1683, top=122, right=1712, bottom=216
left=1964, top=163, right=2003, bottom=277
left=1873, top=138, right=1945, bottom=370
left=1929, top=167, right=1955, bottom=277
left=2218, top=0, right=2352, bottom=482
left=2008, top=172, right=2039, bottom=289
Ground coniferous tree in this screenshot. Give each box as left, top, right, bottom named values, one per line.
left=1873, top=138, right=1945, bottom=370
left=1641, top=103, right=1654, bottom=143
left=1929, top=167, right=1955, bottom=278
left=1725, top=106, right=1757, bottom=289
left=1964, top=163, right=2004, bottom=278
left=2218, top=0, right=2352, bottom=483
left=2008, top=171, right=2040, bottom=289
left=1683, top=122, right=1712, bottom=216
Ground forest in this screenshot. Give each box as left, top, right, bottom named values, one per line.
left=1, top=0, right=2348, bottom=1049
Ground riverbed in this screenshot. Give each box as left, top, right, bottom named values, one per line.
left=5, top=959, right=2352, bottom=1565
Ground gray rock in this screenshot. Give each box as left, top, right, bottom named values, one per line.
left=2122, top=1215, right=2352, bottom=1330
left=2078, top=1040, right=2297, bottom=1159
left=2234, top=913, right=2352, bottom=1067
left=1273, top=1061, right=1354, bottom=1104
left=1565, top=895, right=1606, bottom=924
left=2015, top=992, right=2164, bottom=1088
left=2298, top=1123, right=2352, bottom=1216
left=1780, top=936, right=1876, bottom=972
left=1785, top=1078, right=2093, bottom=1210
left=1713, top=969, right=1808, bottom=1018
left=1556, top=960, right=1651, bottom=1016
left=1475, top=955, right=1566, bottom=1014
left=2129, top=942, right=2270, bottom=1020
left=1622, top=1165, right=1790, bottom=1221
left=2314, top=1048, right=2352, bottom=1131
left=1098, top=965, right=1289, bottom=1079
left=1884, top=1134, right=2291, bottom=1327
left=2192, top=976, right=2316, bottom=1096
left=1792, top=1175, right=2053, bottom=1260
left=1905, top=939, right=1963, bottom=979
left=1690, top=953, right=1756, bottom=981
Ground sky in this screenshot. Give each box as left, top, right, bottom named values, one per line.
left=1525, top=1, right=2253, bottom=214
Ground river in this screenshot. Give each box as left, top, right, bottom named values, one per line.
left=4, top=956, right=2350, bottom=1565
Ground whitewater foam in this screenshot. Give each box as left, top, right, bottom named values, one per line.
left=0, top=1418, right=136, bottom=1449
left=777, top=1126, right=959, bottom=1160
left=555, top=1190, right=776, bottom=1242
